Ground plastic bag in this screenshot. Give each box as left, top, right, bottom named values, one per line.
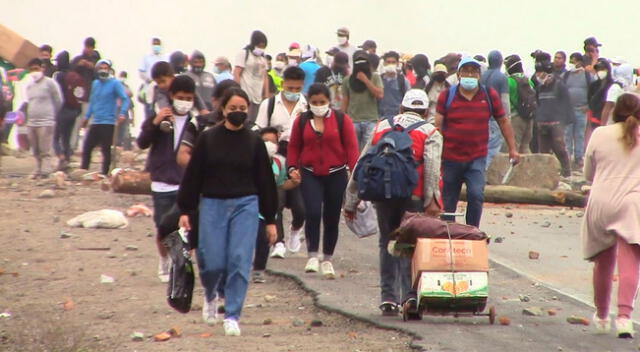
left=163, top=228, right=194, bottom=313
left=345, top=201, right=378, bottom=238
left=66, top=209, right=128, bottom=229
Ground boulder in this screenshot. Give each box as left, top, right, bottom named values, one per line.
left=487, top=153, right=560, bottom=190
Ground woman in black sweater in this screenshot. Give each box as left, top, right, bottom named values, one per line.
left=177, top=88, right=277, bottom=336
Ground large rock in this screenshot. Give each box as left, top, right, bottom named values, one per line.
left=487, top=153, right=560, bottom=190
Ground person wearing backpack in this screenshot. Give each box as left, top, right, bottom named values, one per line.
left=563, top=53, right=592, bottom=170
left=233, top=30, right=269, bottom=123
left=255, top=66, right=308, bottom=258
left=425, top=63, right=450, bottom=122
left=435, top=57, right=519, bottom=228
left=504, top=54, right=537, bottom=154
left=287, top=83, right=359, bottom=279
left=481, top=50, right=511, bottom=169
left=345, top=89, right=442, bottom=316
left=378, top=51, right=410, bottom=120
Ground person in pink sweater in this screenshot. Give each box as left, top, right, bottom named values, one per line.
left=583, top=93, right=640, bottom=338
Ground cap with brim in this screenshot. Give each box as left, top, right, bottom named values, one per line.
left=433, top=64, right=447, bottom=73
left=457, top=57, right=481, bottom=70
left=289, top=42, right=300, bottom=49
left=96, top=59, right=112, bottom=67
left=401, top=89, right=429, bottom=110
left=288, top=49, right=301, bottom=57
left=359, top=40, right=377, bottom=49
left=337, top=27, right=350, bottom=37
left=584, top=36, right=602, bottom=47
left=326, top=47, right=340, bottom=56
left=214, top=57, right=229, bottom=65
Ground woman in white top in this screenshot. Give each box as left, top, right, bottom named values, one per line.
left=233, top=30, right=269, bottom=122
left=583, top=93, right=640, bottom=338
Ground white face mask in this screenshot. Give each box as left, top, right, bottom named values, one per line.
left=384, top=64, right=397, bottom=74
left=173, top=99, right=194, bottom=115
left=274, top=61, right=285, bottom=70
left=337, top=36, right=348, bottom=46
left=597, top=70, right=608, bottom=80
left=253, top=48, right=264, bottom=56
left=310, top=104, right=330, bottom=117
left=264, top=141, right=278, bottom=157
left=30, top=71, right=43, bottom=81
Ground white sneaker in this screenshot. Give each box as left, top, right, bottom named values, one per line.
left=616, top=317, right=634, bottom=338
left=270, top=242, right=286, bottom=259
left=223, top=318, right=241, bottom=336
left=592, top=313, right=611, bottom=334
left=287, top=227, right=303, bottom=253
left=305, top=257, right=319, bottom=273
left=202, top=297, right=218, bottom=326
left=157, top=256, right=170, bottom=283
left=321, top=261, right=336, bottom=279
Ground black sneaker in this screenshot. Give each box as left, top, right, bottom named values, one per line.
left=379, top=302, right=399, bottom=316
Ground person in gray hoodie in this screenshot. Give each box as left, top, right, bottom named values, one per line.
left=481, top=50, right=511, bottom=168
left=185, top=50, right=216, bottom=111
left=24, top=58, right=63, bottom=178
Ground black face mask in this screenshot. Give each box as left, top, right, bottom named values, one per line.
left=227, top=111, right=247, bottom=127
left=433, top=74, right=446, bottom=83
left=192, top=66, right=204, bottom=74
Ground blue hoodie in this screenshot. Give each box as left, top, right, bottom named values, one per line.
left=85, top=78, right=130, bottom=124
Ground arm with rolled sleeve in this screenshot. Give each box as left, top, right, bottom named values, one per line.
left=422, top=128, right=443, bottom=208
left=253, top=138, right=278, bottom=224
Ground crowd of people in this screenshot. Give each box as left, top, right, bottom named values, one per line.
left=0, top=28, right=639, bottom=339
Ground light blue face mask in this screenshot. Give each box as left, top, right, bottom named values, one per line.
left=460, top=77, right=479, bottom=90
left=283, top=90, right=300, bottom=102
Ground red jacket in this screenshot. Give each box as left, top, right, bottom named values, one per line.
left=287, top=110, right=359, bottom=176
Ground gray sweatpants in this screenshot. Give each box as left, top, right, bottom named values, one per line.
left=27, top=125, right=55, bottom=176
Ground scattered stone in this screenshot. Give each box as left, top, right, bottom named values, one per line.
left=264, top=295, right=276, bottom=303
left=529, top=251, right=540, bottom=260
left=0, top=311, right=11, bottom=318
left=541, top=221, right=551, bottom=228
left=167, top=327, right=182, bottom=337
left=97, top=311, right=114, bottom=320
left=292, top=319, right=305, bottom=327
left=154, top=332, right=171, bottom=342
left=519, top=295, right=530, bottom=303
left=59, top=232, right=74, bottom=239
left=38, top=190, right=55, bottom=199
left=100, top=274, right=115, bottom=284
left=263, top=333, right=271, bottom=338
left=547, top=309, right=558, bottom=316
left=106, top=253, right=117, bottom=259
left=505, top=212, right=513, bottom=218
left=263, top=318, right=273, bottom=325
left=53, top=216, right=60, bottom=223
left=552, top=296, right=558, bottom=300
left=62, top=298, right=75, bottom=311
left=576, top=211, right=584, bottom=218
left=125, top=245, right=139, bottom=251
left=131, top=332, right=145, bottom=342
left=522, top=307, right=545, bottom=316
left=566, top=315, right=590, bottom=325
left=556, top=182, right=572, bottom=191
left=494, top=237, right=505, bottom=243
left=498, top=316, right=511, bottom=326
left=310, top=320, right=323, bottom=327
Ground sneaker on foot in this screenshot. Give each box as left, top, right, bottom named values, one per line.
left=287, top=227, right=303, bottom=253
left=223, top=318, right=241, bottom=336
left=592, top=312, right=611, bottom=334
left=157, top=256, right=170, bottom=283
left=320, top=261, right=335, bottom=279
left=305, top=257, right=319, bottom=273
left=380, top=301, right=400, bottom=316
left=616, top=317, right=634, bottom=338
left=252, top=271, right=267, bottom=283
left=270, top=242, right=286, bottom=259
left=202, top=298, right=218, bottom=326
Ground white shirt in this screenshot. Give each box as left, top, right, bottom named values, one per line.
left=255, top=92, right=307, bottom=142
left=151, top=113, right=189, bottom=193
left=139, top=53, right=167, bottom=83
left=234, top=49, right=267, bottom=104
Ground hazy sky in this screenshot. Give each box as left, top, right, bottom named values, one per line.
left=3, top=0, right=639, bottom=120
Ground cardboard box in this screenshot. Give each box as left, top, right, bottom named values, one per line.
left=0, top=24, right=40, bottom=68
left=412, top=239, right=489, bottom=286
left=417, top=271, right=488, bottom=298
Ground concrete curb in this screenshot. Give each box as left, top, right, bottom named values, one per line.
left=266, top=269, right=430, bottom=351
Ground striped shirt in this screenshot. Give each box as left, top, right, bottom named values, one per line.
left=436, top=86, right=505, bottom=162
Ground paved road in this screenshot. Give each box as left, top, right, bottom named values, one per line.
left=270, top=206, right=637, bottom=351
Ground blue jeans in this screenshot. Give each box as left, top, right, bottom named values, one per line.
left=353, top=121, right=376, bottom=151
left=564, top=107, right=587, bottom=161
left=197, top=195, right=259, bottom=321
left=442, top=157, right=487, bottom=228
left=486, top=119, right=503, bottom=170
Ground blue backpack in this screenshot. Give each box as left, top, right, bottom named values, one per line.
left=354, top=116, right=427, bottom=201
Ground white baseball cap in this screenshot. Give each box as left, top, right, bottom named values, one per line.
left=401, top=89, right=429, bottom=110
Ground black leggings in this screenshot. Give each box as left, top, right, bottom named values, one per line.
left=81, top=124, right=114, bottom=175
left=300, top=168, right=348, bottom=257
left=253, top=220, right=269, bottom=271
left=53, top=106, right=81, bottom=161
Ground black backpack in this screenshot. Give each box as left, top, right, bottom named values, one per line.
left=513, top=76, right=537, bottom=120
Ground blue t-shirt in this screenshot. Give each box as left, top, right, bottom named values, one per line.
left=299, top=61, right=320, bottom=94
left=481, top=69, right=509, bottom=95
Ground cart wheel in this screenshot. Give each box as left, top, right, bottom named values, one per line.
left=488, top=306, right=496, bottom=325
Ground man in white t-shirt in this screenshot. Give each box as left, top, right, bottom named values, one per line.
left=255, top=66, right=307, bottom=259
left=336, top=27, right=357, bottom=69
left=234, top=30, right=269, bottom=122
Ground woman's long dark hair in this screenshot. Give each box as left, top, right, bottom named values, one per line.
left=245, top=30, right=268, bottom=51
left=411, top=54, right=431, bottom=89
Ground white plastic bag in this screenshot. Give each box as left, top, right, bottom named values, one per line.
left=345, top=201, right=378, bottom=238
left=67, top=209, right=129, bottom=229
